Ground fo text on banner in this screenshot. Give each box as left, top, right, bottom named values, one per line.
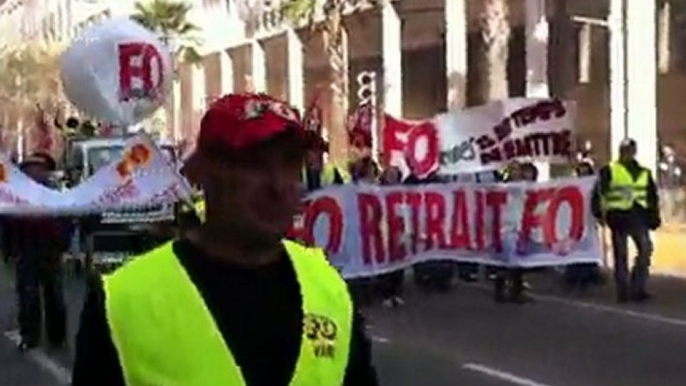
left=0, top=134, right=192, bottom=215
left=383, top=98, right=576, bottom=177
left=289, top=178, right=601, bottom=279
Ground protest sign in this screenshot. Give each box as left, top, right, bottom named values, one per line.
left=384, top=98, right=576, bottom=177
left=289, top=177, right=601, bottom=278
left=0, top=134, right=191, bottom=215
left=60, top=17, right=172, bottom=126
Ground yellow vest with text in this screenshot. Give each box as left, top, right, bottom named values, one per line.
left=103, top=240, right=353, bottom=386
left=604, top=161, right=650, bottom=211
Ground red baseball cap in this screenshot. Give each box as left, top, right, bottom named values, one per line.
left=195, top=93, right=305, bottom=155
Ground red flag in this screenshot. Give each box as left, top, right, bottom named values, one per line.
left=347, top=103, right=373, bottom=150
left=32, top=105, right=53, bottom=153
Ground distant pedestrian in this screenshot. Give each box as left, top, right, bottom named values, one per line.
left=13, top=153, right=69, bottom=351
left=377, top=167, right=405, bottom=308
left=592, top=139, right=661, bottom=303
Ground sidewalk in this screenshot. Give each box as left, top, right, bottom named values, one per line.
left=597, top=224, right=686, bottom=278
left=653, top=225, right=686, bottom=276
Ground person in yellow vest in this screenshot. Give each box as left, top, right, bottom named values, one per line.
left=592, top=139, right=661, bottom=303
left=302, top=131, right=351, bottom=192
left=72, top=93, right=378, bottom=386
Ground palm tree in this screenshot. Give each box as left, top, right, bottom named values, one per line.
left=130, top=0, right=202, bottom=63
left=281, top=0, right=380, bottom=164
left=473, top=0, right=510, bottom=104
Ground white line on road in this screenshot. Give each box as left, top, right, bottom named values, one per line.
left=371, top=335, right=391, bottom=344
left=463, top=363, right=555, bottom=386
left=4, top=330, right=72, bottom=385
left=534, top=294, right=686, bottom=329
left=471, top=283, right=686, bottom=329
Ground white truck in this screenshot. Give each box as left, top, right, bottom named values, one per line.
left=64, top=135, right=179, bottom=272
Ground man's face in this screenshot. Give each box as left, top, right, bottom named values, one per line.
left=619, top=146, right=636, bottom=163
left=191, top=138, right=304, bottom=246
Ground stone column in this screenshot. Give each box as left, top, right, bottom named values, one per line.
left=445, top=0, right=467, bottom=111
left=610, top=0, right=657, bottom=172
left=382, top=0, right=402, bottom=117
left=191, top=63, right=206, bottom=140
left=525, top=0, right=550, bottom=180
left=286, top=29, right=305, bottom=111
left=251, top=40, right=267, bottom=93
left=219, top=50, right=234, bottom=95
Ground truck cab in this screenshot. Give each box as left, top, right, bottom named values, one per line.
left=65, top=135, right=179, bottom=272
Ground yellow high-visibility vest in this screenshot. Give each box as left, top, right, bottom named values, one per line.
left=322, top=164, right=351, bottom=186
left=103, top=240, right=352, bottom=386
left=194, top=199, right=205, bottom=223
left=303, top=164, right=351, bottom=190
left=604, top=161, right=650, bottom=211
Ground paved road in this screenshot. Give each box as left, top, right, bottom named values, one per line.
left=2, top=263, right=686, bottom=386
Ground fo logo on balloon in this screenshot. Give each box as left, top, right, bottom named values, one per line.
left=118, top=43, right=165, bottom=102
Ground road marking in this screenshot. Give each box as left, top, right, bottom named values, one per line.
left=4, top=330, right=72, bottom=385
left=470, top=283, right=686, bottom=329
left=463, top=363, right=554, bottom=386
left=371, top=335, right=391, bottom=344
left=536, top=294, right=686, bottom=328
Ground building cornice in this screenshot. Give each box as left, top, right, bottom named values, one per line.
left=196, top=0, right=383, bottom=56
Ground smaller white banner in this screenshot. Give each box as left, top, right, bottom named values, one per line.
left=0, top=134, right=192, bottom=215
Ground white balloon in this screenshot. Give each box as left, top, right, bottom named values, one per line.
left=60, top=17, right=173, bottom=126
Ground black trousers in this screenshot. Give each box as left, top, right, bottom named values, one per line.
left=610, top=225, right=652, bottom=296
left=15, top=254, right=66, bottom=345
left=494, top=268, right=525, bottom=298
left=377, top=271, right=404, bottom=299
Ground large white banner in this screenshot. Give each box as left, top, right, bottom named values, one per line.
left=383, top=98, right=576, bottom=177
left=289, top=177, right=601, bottom=279
left=0, top=134, right=192, bottom=215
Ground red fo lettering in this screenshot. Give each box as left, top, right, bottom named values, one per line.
left=405, top=122, right=439, bottom=178
left=303, top=196, right=343, bottom=254
left=519, top=186, right=584, bottom=247
left=118, top=42, right=164, bottom=101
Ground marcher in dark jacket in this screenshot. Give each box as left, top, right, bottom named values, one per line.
left=377, top=167, right=405, bottom=307
left=591, top=139, right=660, bottom=302
left=13, top=153, right=70, bottom=351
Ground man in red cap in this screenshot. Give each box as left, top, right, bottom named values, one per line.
left=72, top=94, right=378, bottom=386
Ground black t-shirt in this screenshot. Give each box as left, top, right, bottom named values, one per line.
left=72, top=239, right=378, bottom=386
